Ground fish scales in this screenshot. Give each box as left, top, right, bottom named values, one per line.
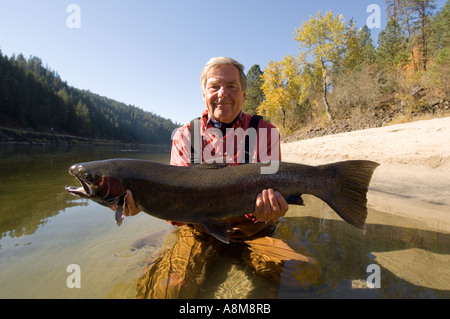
left=66, top=159, right=379, bottom=243
left=121, top=162, right=312, bottom=222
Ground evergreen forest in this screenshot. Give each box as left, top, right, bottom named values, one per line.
left=0, top=51, right=178, bottom=144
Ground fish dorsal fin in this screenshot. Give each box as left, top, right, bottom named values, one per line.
left=194, top=162, right=230, bottom=169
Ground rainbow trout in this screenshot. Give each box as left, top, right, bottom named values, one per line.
left=65, top=159, right=379, bottom=243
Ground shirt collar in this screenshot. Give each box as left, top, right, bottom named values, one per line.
left=205, top=111, right=243, bottom=129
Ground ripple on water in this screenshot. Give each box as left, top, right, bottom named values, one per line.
left=73, top=237, right=158, bottom=271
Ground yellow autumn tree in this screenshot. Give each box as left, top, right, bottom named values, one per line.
left=258, top=55, right=301, bottom=130
left=294, top=10, right=347, bottom=120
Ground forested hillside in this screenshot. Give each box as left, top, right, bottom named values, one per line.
left=0, top=52, right=178, bottom=144
left=2, top=1, right=449, bottom=145
left=243, top=0, right=450, bottom=140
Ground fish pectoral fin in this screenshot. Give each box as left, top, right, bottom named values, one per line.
left=284, top=194, right=304, bottom=206
left=115, top=197, right=125, bottom=226
left=201, top=219, right=230, bottom=244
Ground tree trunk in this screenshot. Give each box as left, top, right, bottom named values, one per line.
left=420, top=8, right=427, bottom=71
left=321, top=59, right=333, bottom=121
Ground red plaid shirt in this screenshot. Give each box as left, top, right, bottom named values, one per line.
left=170, top=110, right=281, bottom=166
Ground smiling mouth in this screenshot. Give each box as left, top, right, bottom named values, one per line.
left=215, top=103, right=233, bottom=109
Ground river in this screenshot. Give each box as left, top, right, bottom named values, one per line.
left=0, top=144, right=448, bottom=299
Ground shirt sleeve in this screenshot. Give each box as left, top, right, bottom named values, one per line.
left=170, top=125, right=191, bottom=167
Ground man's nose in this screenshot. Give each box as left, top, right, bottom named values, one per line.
left=218, top=86, right=228, bottom=98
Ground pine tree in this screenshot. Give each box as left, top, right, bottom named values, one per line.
left=243, top=64, right=264, bottom=115
left=410, top=0, right=437, bottom=70
left=376, top=18, right=408, bottom=69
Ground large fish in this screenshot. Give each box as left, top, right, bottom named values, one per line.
left=65, top=159, right=379, bottom=243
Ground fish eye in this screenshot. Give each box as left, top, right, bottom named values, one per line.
left=82, top=173, right=93, bottom=182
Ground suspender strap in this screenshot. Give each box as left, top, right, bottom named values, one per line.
left=189, top=115, right=263, bottom=166
left=245, top=115, right=262, bottom=163
left=190, top=117, right=201, bottom=166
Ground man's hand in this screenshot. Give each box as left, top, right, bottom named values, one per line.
left=253, top=188, right=289, bottom=223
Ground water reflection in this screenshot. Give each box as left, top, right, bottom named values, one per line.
left=1, top=145, right=80, bottom=238
left=0, top=144, right=170, bottom=239
left=0, top=144, right=172, bottom=299
left=0, top=144, right=448, bottom=299
left=131, top=194, right=450, bottom=299
left=136, top=224, right=322, bottom=299
left=274, top=200, right=450, bottom=299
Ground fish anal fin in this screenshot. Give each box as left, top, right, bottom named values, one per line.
left=201, top=219, right=230, bottom=244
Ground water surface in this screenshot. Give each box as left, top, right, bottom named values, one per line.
left=0, top=144, right=448, bottom=299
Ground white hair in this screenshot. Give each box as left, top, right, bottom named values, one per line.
left=200, top=57, right=247, bottom=92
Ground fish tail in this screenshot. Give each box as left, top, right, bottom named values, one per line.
left=316, top=160, right=380, bottom=230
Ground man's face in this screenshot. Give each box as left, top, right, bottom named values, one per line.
left=203, top=64, right=246, bottom=124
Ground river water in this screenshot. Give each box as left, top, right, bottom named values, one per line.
left=0, top=144, right=449, bottom=299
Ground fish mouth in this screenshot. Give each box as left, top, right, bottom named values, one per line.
left=65, top=176, right=93, bottom=197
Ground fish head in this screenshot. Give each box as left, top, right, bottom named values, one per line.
left=65, top=162, right=125, bottom=207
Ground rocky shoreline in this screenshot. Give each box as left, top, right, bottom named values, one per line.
left=282, top=97, right=450, bottom=143
left=0, top=126, right=135, bottom=146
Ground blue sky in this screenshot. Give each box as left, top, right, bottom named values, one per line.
left=0, top=0, right=446, bottom=124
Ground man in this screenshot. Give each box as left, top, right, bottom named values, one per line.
left=125, top=57, right=289, bottom=223
left=129, top=57, right=320, bottom=298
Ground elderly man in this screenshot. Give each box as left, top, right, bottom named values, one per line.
left=133, top=57, right=320, bottom=299
left=126, top=57, right=288, bottom=224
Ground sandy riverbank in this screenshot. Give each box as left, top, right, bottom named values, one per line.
left=281, top=116, right=450, bottom=232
